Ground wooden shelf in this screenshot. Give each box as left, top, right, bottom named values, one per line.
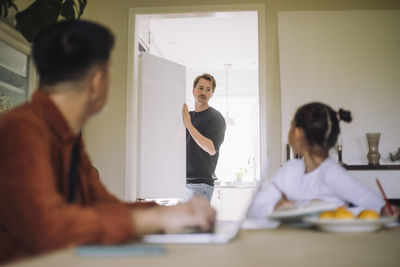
left=343, top=164, right=400, bottom=171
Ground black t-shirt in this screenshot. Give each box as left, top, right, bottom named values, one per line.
left=186, top=107, right=226, bottom=186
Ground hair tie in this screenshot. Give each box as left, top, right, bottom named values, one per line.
left=337, top=112, right=341, bottom=121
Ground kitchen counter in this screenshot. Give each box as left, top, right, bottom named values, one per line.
left=214, top=181, right=256, bottom=188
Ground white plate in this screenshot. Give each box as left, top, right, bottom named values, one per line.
left=268, top=202, right=337, bottom=220
left=303, top=216, right=395, bottom=233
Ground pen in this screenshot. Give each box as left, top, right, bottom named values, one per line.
left=376, top=178, right=394, bottom=216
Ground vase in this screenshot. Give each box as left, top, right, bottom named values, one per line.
left=366, top=133, right=381, bottom=165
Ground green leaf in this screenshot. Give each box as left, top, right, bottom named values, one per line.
left=13, top=0, right=87, bottom=42
left=61, top=0, right=75, bottom=20
left=60, top=0, right=87, bottom=20
left=0, top=0, right=18, bottom=18
left=15, top=0, right=62, bottom=42
left=0, top=2, right=7, bottom=18
left=77, top=0, right=87, bottom=18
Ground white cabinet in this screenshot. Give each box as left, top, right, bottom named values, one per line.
left=211, top=186, right=254, bottom=221
left=211, top=188, right=224, bottom=220
left=0, top=21, right=35, bottom=112
left=137, top=54, right=186, bottom=199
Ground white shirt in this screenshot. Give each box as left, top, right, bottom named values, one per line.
left=249, top=158, right=385, bottom=219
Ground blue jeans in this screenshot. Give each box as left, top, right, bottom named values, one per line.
left=186, top=183, right=214, bottom=202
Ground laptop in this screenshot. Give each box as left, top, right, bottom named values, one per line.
left=141, top=178, right=275, bottom=244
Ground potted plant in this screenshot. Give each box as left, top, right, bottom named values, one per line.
left=0, top=0, right=18, bottom=25
left=1, top=0, right=87, bottom=42
left=235, top=167, right=247, bottom=181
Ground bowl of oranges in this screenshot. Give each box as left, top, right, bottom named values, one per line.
left=303, top=206, right=394, bottom=232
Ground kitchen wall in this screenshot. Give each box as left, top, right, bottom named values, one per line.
left=81, top=0, right=400, bottom=199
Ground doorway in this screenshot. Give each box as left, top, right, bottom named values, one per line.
left=126, top=5, right=267, bottom=206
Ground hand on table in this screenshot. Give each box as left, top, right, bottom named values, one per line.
left=131, top=196, right=216, bottom=235
left=381, top=204, right=400, bottom=220
left=157, top=196, right=216, bottom=233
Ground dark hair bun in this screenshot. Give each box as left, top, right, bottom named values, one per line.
left=338, top=108, right=352, bottom=123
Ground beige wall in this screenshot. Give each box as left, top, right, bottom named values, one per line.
left=82, top=0, right=400, bottom=199
left=14, top=0, right=31, bottom=10
left=278, top=10, right=400, bottom=164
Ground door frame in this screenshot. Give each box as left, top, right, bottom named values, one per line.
left=126, top=4, right=267, bottom=201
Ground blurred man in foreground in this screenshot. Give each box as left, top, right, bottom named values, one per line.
left=0, top=20, right=215, bottom=264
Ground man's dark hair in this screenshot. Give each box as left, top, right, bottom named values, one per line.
left=193, top=73, right=216, bottom=92
left=32, top=20, right=114, bottom=87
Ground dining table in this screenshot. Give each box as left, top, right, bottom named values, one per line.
left=7, top=223, right=400, bottom=267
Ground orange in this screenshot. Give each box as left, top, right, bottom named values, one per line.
left=358, top=209, right=380, bottom=220
left=334, top=207, right=355, bottom=219
left=319, top=211, right=335, bottom=219
left=336, top=206, right=347, bottom=212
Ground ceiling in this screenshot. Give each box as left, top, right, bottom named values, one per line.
left=146, top=11, right=259, bottom=70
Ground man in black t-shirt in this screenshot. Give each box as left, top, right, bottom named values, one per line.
left=182, top=74, right=226, bottom=202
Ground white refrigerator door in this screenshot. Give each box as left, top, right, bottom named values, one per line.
left=138, top=53, right=186, bottom=199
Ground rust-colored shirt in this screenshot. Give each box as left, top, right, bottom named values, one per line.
left=0, top=91, right=150, bottom=263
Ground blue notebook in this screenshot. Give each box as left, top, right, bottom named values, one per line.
left=76, top=244, right=165, bottom=257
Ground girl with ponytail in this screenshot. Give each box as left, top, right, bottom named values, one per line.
left=249, top=102, right=398, bottom=219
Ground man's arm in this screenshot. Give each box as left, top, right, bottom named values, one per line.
left=182, top=103, right=216, bottom=155
left=0, top=120, right=216, bottom=255
left=131, top=196, right=216, bottom=234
